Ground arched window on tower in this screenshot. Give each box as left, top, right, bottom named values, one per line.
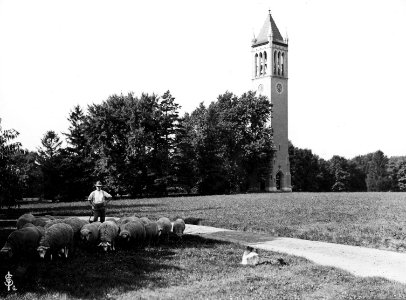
left=277, top=52, right=281, bottom=76
left=281, top=52, right=285, bottom=77
left=259, top=53, right=263, bottom=75
left=273, top=51, right=277, bottom=75
left=263, top=52, right=267, bottom=75
left=255, top=53, right=258, bottom=77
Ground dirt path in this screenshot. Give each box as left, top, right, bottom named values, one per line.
left=185, top=224, right=406, bottom=285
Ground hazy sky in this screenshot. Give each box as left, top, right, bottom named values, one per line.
left=1, top=0, right=405, bottom=160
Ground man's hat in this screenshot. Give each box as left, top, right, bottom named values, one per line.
left=95, top=181, right=103, bottom=187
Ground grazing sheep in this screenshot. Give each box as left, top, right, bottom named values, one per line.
left=105, top=217, right=118, bottom=224
left=44, top=219, right=65, bottom=229
left=98, top=221, right=119, bottom=252
left=37, top=223, right=74, bottom=260
left=44, top=217, right=88, bottom=240
left=16, top=213, right=36, bottom=229
left=1, top=227, right=43, bottom=259
left=157, top=217, right=172, bottom=242
left=117, top=216, right=140, bottom=226
left=144, top=221, right=160, bottom=246
left=32, top=216, right=52, bottom=227
left=140, top=217, right=151, bottom=225
left=172, top=218, right=186, bottom=237
left=22, top=223, right=46, bottom=237
left=80, top=222, right=101, bottom=245
left=118, top=221, right=146, bottom=247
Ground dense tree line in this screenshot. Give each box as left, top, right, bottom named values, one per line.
left=1, top=90, right=406, bottom=205
left=1, top=91, right=274, bottom=203
left=289, top=142, right=406, bottom=192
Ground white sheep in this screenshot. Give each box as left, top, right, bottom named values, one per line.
left=140, top=217, right=151, bottom=225
left=37, top=223, right=74, bottom=260
left=80, top=222, right=101, bottom=245
left=98, top=220, right=119, bottom=252
left=118, top=220, right=146, bottom=247
left=144, top=221, right=160, bottom=246
left=16, top=213, right=36, bottom=229
left=157, top=217, right=172, bottom=242
left=44, top=217, right=88, bottom=240
left=1, top=226, right=43, bottom=259
left=172, top=218, right=186, bottom=238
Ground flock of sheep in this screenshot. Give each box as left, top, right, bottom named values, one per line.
left=0, top=213, right=186, bottom=261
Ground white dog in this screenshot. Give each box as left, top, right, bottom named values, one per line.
left=241, top=246, right=259, bottom=266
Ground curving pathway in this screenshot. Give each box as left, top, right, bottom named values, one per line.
left=185, top=224, right=406, bottom=285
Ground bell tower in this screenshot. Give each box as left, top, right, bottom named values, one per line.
left=251, top=11, right=292, bottom=192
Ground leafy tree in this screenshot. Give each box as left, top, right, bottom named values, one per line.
left=386, top=156, right=406, bottom=191
left=316, top=158, right=335, bottom=192
left=85, top=93, right=135, bottom=194
left=288, top=142, right=320, bottom=191
left=397, top=161, right=406, bottom=191
left=172, top=113, right=198, bottom=193
left=185, top=91, right=274, bottom=194
left=0, top=119, right=23, bottom=207
left=11, top=150, right=43, bottom=198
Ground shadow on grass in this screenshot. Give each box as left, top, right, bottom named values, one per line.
left=0, top=233, right=229, bottom=299
left=0, top=203, right=163, bottom=218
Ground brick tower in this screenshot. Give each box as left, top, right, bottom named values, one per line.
left=251, top=11, right=292, bottom=192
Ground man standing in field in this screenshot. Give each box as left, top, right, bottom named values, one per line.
left=88, top=181, right=112, bottom=223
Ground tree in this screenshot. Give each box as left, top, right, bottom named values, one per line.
left=63, top=105, right=93, bottom=200
left=386, top=156, right=406, bottom=191
left=37, top=130, right=63, bottom=200
left=288, top=142, right=321, bottom=191
left=397, top=161, right=406, bottom=191
left=11, top=150, right=43, bottom=198
left=172, top=113, right=199, bottom=193
left=183, top=91, right=274, bottom=194
left=366, top=150, right=390, bottom=191
left=329, top=156, right=351, bottom=192
left=0, top=119, right=23, bottom=208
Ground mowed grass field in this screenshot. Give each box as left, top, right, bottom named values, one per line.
left=1, top=192, right=406, bottom=299
left=22, top=192, right=406, bottom=252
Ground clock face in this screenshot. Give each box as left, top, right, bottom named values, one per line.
left=276, top=82, right=283, bottom=94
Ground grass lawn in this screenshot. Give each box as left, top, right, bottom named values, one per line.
left=1, top=192, right=406, bottom=299
left=1, top=234, right=406, bottom=300
left=15, top=192, right=406, bottom=252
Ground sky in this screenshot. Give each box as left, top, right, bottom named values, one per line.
left=1, top=0, right=405, bottom=160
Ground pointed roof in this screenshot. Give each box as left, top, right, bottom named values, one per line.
left=252, top=11, right=284, bottom=47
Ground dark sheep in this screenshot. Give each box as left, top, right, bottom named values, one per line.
left=1, top=227, right=42, bottom=259
left=117, top=216, right=140, bottom=227
left=172, top=218, right=186, bottom=237
left=32, top=216, right=52, bottom=227
left=16, top=213, right=36, bottom=229
left=144, top=221, right=160, bottom=246
left=118, top=221, right=146, bottom=247
left=80, top=222, right=101, bottom=246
